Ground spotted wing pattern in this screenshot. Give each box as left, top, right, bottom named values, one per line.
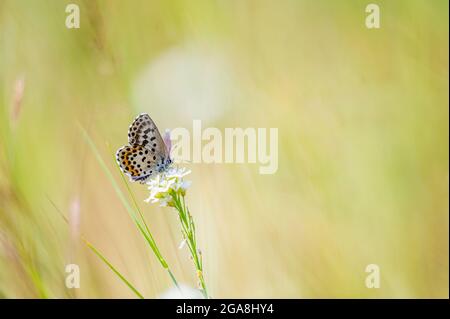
left=116, top=114, right=170, bottom=183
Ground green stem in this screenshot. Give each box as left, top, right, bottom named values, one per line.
left=84, top=239, right=145, bottom=299
left=114, top=150, right=180, bottom=290
left=172, top=193, right=209, bottom=298
left=79, top=127, right=180, bottom=290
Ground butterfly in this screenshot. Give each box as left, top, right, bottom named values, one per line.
left=116, top=113, right=172, bottom=184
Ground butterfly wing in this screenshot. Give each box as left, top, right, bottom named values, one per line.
left=116, top=145, right=162, bottom=183
left=116, top=114, right=171, bottom=183
left=128, top=113, right=169, bottom=158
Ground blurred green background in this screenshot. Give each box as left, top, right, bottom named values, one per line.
left=0, top=0, right=448, bottom=298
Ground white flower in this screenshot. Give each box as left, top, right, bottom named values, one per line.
left=144, top=167, right=192, bottom=207
left=158, top=284, right=204, bottom=299
left=178, top=239, right=187, bottom=250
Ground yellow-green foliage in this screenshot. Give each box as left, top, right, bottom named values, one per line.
left=0, top=0, right=448, bottom=298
